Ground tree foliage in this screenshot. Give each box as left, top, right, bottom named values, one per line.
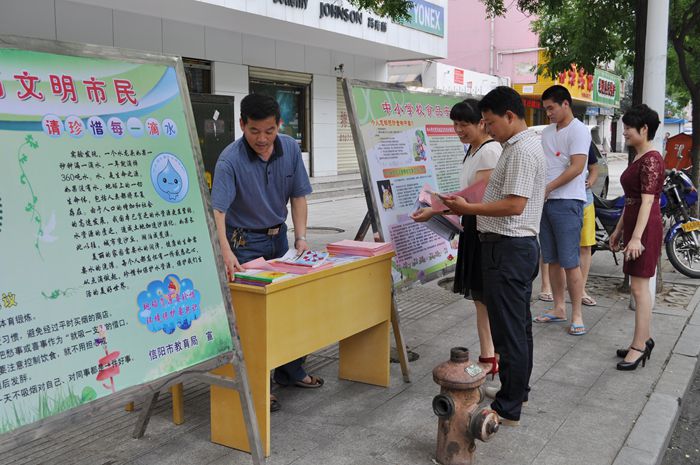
left=483, top=0, right=700, bottom=193
left=668, top=0, right=700, bottom=192
left=482, top=0, right=636, bottom=77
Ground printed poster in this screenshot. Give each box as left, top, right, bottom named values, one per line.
left=0, top=45, right=233, bottom=433
left=346, top=83, right=467, bottom=285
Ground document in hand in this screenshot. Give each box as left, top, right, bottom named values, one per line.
left=414, top=184, right=464, bottom=241
left=423, top=180, right=488, bottom=211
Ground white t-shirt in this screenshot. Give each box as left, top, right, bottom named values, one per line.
left=459, top=140, right=502, bottom=189
left=541, top=118, right=591, bottom=201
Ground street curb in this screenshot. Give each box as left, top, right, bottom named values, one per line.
left=612, top=286, right=700, bottom=465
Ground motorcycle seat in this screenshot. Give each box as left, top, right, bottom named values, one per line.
left=594, top=195, right=624, bottom=210
left=596, top=208, right=621, bottom=222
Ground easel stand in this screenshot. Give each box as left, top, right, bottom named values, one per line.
left=129, top=349, right=264, bottom=465
left=356, top=211, right=411, bottom=383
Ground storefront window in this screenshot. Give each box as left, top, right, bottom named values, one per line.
left=183, top=58, right=212, bottom=94
left=249, top=80, right=308, bottom=152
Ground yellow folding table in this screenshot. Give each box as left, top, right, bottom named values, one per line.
left=210, top=252, right=395, bottom=456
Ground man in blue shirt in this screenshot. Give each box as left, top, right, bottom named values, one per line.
left=211, top=94, right=323, bottom=411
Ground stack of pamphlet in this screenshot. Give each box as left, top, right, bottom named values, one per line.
left=326, top=240, right=394, bottom=257
left=268, top=250, right=333, bottom=274
left=233, top=270, right=293, bottom=286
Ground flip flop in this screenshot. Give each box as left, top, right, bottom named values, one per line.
left=294, top=375, right=324, bottom=389
left=538, top=292, right=554, bottom=302
left=568, top=323, right=587, bottom=336
left=582, top=295, right=597, bottom=306
left=533, top=313, right=567, bottom=323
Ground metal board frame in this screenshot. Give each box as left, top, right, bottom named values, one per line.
left=341, top=78, right=468, bottom=289
left=0, top=35, right=262, bottom=464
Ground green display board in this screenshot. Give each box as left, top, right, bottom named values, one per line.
left=343, top=80, right=466, bottom=286
left=0, top=37, right=237, bottom=435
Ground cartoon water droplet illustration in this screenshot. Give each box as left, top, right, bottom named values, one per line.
left=157, top=160, right=183, bottom=200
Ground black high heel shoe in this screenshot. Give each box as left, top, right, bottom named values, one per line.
left=616, top=346, right=649, bottom=371
left=616, top=338, right=655, bottom=359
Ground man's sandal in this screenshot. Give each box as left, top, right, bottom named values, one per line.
left=294, top=375, right=324, bottom=388
left=533, top=313, right=566, bottom=323
left=568, top=323, right=587, bottom=336
left=270, top=395, right=281, bottom=412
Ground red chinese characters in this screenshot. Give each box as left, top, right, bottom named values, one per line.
left=49, top=74, right=78, bottom=103
left=381, top=101, right=392, bottom=115
left=598, top=78, right=616, bottom=97
left=14, top=70, right=44, bottom=101
left=114, top=79, right=137, bottom=105
left=83, top=77, right=107, bottom=104
left=5, top=70, right=139, bottom=105
left=44, top=117, right=62, bottom=136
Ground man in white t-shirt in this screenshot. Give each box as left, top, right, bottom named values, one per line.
left=534, top=85, right=591, bottom=336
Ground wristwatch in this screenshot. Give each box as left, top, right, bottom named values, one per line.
left=295, top=236, right=306, bottom=243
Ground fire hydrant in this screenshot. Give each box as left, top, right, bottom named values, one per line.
left=432, top=347, right=500, bottom=465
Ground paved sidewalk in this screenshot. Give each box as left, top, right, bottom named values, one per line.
left=3, top=260, right=699, bottom=465
left=3, top=192, right=700, bottom=465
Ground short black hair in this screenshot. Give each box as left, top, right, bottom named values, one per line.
left=622, top=104, right=660, bottom=141
left=478, top=86, right=525, bottom=119
left=240, top=93, right=281, bottom=124
left=542, top=85, right=573, bottom=106
left=450, top=99, right=481, bottom=124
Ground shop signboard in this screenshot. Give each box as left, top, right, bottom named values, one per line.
left=343, top=80, right=464, bottom=285
left=513, top=51, right=594, bottom=102
left=0, top=36, right=252, bottom=443
left=400, top=0, right=445, bottom=37
left=593, top=68, right=621, bottom=108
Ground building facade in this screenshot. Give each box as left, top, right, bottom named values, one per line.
left=0, top=0, right=447, bottom=177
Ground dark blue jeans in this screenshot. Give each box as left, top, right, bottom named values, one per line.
left=231, top=224, right=308, bottom=385
left=481, top=236, right=539, bottom=421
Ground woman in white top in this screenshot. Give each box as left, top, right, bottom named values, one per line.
left=411, top=99, right=502, bottom=378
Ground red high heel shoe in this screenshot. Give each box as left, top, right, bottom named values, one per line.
left=479, top=355, right=499, bottom=380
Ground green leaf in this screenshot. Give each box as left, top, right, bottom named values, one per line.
left=80, top=387, right=97, bottom=403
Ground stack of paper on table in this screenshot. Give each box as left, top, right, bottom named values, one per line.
left=326, top=240, right=394, bottom=257
left=233, top=269, right=294, bottom=286
left=239, top=252, right=333, bottom=277
left=268, top=249, right=333, bottom=274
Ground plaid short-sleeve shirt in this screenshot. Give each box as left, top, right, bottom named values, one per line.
left=477, top=129, right=546, bottom=237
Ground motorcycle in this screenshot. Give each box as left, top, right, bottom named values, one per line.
left=593, top=169, right=700, bottom=278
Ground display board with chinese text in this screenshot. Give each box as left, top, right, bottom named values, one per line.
left=0, top=38, right=236, bottom=435
left=343, top=80, right=467, bottom=286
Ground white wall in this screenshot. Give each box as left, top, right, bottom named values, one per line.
left=60, top=0, right=447, bottom=60
left=0, top=0, right=392, bottom=177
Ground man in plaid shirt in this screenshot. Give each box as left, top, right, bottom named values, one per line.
left=444, top=86, right=545, bottom=426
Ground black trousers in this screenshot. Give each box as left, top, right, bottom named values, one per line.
left=481, top=236, right=539, bottom=421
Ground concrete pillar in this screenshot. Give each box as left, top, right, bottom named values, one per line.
left=641, top=0, right=669, bottom=151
